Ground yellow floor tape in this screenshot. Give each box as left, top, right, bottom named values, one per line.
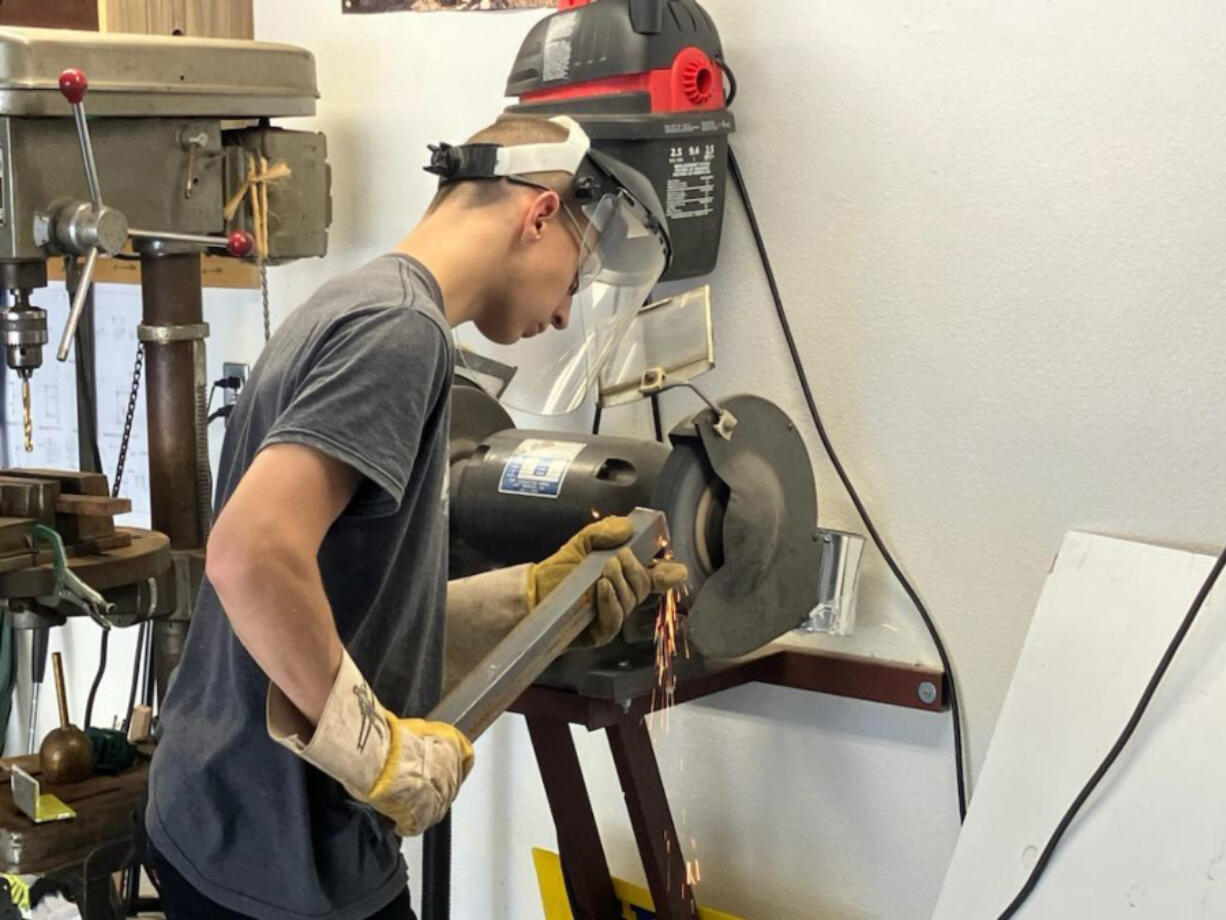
left=533, top=848, right=744, bottom=920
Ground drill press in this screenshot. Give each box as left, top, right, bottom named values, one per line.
left=0, top=27, right=331, bottom=744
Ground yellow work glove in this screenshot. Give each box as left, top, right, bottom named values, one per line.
left=267, top=651, right=473, bottom=838
left=529, top=516, right=689, bottom=646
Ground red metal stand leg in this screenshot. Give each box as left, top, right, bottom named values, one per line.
left=527, top=716, right=621, bottom=920
left=607, top=718, right=699, bottom=920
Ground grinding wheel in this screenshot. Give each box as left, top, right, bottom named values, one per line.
left=649, top=439, right=727, bottom=601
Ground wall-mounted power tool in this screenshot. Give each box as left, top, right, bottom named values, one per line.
left=505, top=0, right=735, bottom=283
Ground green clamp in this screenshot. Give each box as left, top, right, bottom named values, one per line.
left=31, top=524, right=115, bottom=630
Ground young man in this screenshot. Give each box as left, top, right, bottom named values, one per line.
left=145, top=114, right=686, bottom=920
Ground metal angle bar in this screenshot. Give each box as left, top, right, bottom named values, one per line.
left=429, top=508, right=668, bottom=741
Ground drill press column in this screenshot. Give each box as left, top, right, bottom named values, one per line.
left=140, top=249, right=210, bottom=698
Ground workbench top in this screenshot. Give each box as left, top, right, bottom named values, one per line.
left=0, top=755, right=147, bottom=876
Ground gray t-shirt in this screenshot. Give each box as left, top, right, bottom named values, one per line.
left=146, top=254, right=454, bottom=920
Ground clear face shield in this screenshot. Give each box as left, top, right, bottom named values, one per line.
left=456, top=188, right=670, bottom=417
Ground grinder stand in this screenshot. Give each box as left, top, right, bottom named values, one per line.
left=511, top=647, right=948, bottom=920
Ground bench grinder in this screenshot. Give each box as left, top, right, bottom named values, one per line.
left=450, top=378, right=823, bottom=698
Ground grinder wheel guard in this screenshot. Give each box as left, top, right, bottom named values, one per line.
left=660, top=395, right=820, bottom=658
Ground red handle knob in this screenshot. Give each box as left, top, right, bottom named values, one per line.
left=58, top=68, right=89, bottom=106
left=227, top=230, right=256, bottom=258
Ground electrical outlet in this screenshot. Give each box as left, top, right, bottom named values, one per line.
left=222, top=362, right=249, bottom=407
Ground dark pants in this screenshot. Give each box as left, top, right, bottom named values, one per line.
left=149, top=847, right=418, bottom=920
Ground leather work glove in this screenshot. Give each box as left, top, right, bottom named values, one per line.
left=442, top=516, right=688, bottom=694
left=267, top=651, right=473, bottom=838
left=529, top=516, right=689, bottom=646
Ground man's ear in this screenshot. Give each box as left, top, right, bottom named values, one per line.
left=522, top=189, right=562, bottom=243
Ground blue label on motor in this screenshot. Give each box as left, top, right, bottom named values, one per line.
left=497, top=439, right=585, bottom=500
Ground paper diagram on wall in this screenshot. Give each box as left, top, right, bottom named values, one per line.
left=2, top=281, right=152, bottom=528
left=2, top=280, right=267, bottom=532
left=344, top=0, right=553, bottom=12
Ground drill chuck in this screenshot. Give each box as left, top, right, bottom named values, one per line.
left=2, top=292, right=48, bottom=375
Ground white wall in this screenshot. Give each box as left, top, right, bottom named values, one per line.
left=12, top=0, right=1224, bottom=917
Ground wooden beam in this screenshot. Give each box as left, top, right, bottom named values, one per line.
left=0, top=476, right=60, bottom=524
left=0, top=518, right=34, bottom=559
left=47, top=254, right=259, bottom=290
left=185, top=0, right=252, bottom=39
left=54, top=494, right=132, bottom=517
left=4, top=469, right=108, bottom=497
left=54, top=512, right=115, bottom=544
left=0, top=1, right=99, bottom=31
left=101, top=0, right=252, bottom=39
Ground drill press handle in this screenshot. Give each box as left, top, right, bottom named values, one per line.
left=50, top=69, right=256, bottom=362
left=55, top=68, right=104, bottom=361
left=58, top=68, right=102, bottom=209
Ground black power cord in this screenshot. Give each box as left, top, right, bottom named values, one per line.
left=122, top=622, right=147, bottom=733
left=208, top=405, right=234, bottom=425
left=206, top=375, right=243, bottom=415
left=83, top=629, right=108, bottom=729
left=726, top=145, right=969, bottom=821
left=719, top=58, right=738, bottom=106
left=995, top=544, right=1226, bottom=917
left=650, top=392, right=665, bottom=443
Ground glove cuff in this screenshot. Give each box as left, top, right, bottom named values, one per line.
left=267, top=649, right=390, bottom=797
left=525, top=563, right=539, bottom=610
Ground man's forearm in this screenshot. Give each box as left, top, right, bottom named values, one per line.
left=443, top=565, right=532, bottom=696
left=211, top=546, right=343, bottom=726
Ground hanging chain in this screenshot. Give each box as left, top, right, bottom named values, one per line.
left=260, top=259, right=271, bottom=343
left=112, top=343, right=144, bottom=498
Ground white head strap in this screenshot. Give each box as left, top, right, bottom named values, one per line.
left=494, top=116, right=591, bottom=177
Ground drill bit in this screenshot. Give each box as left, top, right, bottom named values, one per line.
left=20, top=374, right=32, bottom=453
